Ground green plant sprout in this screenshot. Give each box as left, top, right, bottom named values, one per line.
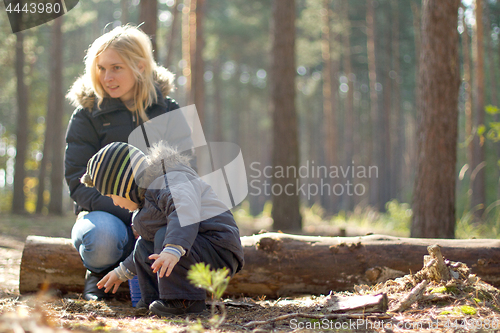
left=187, top=262, right=230, bottom=328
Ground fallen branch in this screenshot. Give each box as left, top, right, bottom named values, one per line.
left=390, top=280, right=429, bottom=312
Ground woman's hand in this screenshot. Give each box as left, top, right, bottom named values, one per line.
left=149, top=252, right=179, bottom=278
left=97, top=271, right=123, bottom=294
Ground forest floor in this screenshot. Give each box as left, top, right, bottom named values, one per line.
left=1, top=215, right=500, bottom=332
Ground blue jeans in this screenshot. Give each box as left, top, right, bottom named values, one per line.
left=71, top=211, right=135, bottom=273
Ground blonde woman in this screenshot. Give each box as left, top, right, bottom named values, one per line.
left=65, top=25, right=186, bottom=301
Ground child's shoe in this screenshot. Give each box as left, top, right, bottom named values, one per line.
left=149, top=299, right=206, bottom=316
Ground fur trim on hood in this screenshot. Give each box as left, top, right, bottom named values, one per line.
left=141, top=141, right=194, bottom=190
left=66, top=66, right=175, bottom=109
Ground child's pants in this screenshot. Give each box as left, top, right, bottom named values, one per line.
left=134, top=226, right=239, bottom=304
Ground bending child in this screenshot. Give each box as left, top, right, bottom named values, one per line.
left=80, top=141, right=244, bottom=316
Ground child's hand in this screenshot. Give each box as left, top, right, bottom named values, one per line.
left=97, top=271, right=123, bottom=294
left=149, top=252, right=179, bottom=278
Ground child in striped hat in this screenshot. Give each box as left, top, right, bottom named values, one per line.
left=81, top=141, right=147, bottom=212
left=81, top=141, right=244, bottom=316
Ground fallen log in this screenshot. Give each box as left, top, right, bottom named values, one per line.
left=19, top=236, right=129, bottom=297
left=225, top=233, right=500, bottom=297
left=19, top=233, right=500, bottom=298
left=19, top=236, right=86, bottom=294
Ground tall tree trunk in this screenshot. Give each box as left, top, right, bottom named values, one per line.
left=391, top=0, right=402, bottom=202
left=165, top=0, right=180, bottom=69
left=271, top=0, right=302, bottom=231
left=496, top=7, right=500, bottom=203
left=484, top=0, right=497, bottom=108
left=410, top=1, right=421, bottom=192
left=366, top=0, right=380, bottom=210
left=48, top=18, right=64, bottom=215
left=139, top=0, right=158, bottom=60
left=191, top=0, right=205, bottom=125
left=307, top=97, right=320, bottom=207
left=212, top=58, right=223, bottom=142
left=411, top=0, right=460, bottom=239
left=12, top=31, right=28, bottom=214
left=182, top=0, right=192, bottom=106
left=484, top=3, right=500, bottom=206
left=121, top=0, right=128, bottom=25
left=36, top=22, right=59, bottom=214
left=470, top=0, right=486, bottom=218
left=230, top=66, right=242, bottom=145
left=321, top=0, right=336, bottom=213
left=461, top=6, right=473, bottom=204
left=342, top=0, right=354, bottom=211
left=382, top=9, right=392, bottom=207
left=35, top=122, right=50, bottom=214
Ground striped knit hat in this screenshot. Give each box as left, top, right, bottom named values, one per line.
left=81, top=142, right=148, bottom=204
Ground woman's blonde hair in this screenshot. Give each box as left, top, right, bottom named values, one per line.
left=84, top=25, right=157, bottom=121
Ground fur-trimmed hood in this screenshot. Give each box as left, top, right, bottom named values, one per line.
left=140, top=141, right=195, bottom=190
left=66, top=66, right=175, bottom=109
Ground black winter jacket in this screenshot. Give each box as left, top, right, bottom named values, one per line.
left=64, top=67, right=179, bottom=224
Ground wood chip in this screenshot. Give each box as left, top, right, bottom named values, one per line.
left=326, top=293, right=388, bottom=313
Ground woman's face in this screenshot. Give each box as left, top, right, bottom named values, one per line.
left=97, top=48, right=137, bottom=103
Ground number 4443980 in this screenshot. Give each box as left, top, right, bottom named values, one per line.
left=5, top=2, right=61, bottom=14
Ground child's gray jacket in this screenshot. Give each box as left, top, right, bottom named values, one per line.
left=121, top=143, right=244, bottom=275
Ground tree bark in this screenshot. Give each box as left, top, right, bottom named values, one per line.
left=483, top=3, right=500, bottom=207
left=462, top=7, right=473, bottom=180
left=212, top=58, right=223, bottom=142
left=484, top=4, right=497, bottom=123
left=470, top=0, right=486, bottom=219
left=35, top=118, right=50, bottom=214
left=411, top=0, right=460, bottom=238
left=192, top=0, right=205, bottom=125
left=20, top=236, right=88, bottom=294
left=342, top=0, right=354, bottom=212
left=366, top=0, right=380, bottom=211
left=20, top=233, right=500, bottom=297
left=36, top=20, right=62, bottom=214
left=12, top=31, right=28, bottom=214
left=181, top=0, right=191, bottom=106
left=391, top=0, right=401, bottom=202
left=48, top=17, right=64, bottom=215
left=321, top=0, right=337, bottom=214
left=121, top=0, right=128, bottom=25
left=270, top=0, right=302, bottom=231
left=139, top=0, right=158, bottom=61
left=409, top=1, right=421, bottom=191
left=165, top=0, right=180, bottom=69
left=382, top=9, right=392, bottom=207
